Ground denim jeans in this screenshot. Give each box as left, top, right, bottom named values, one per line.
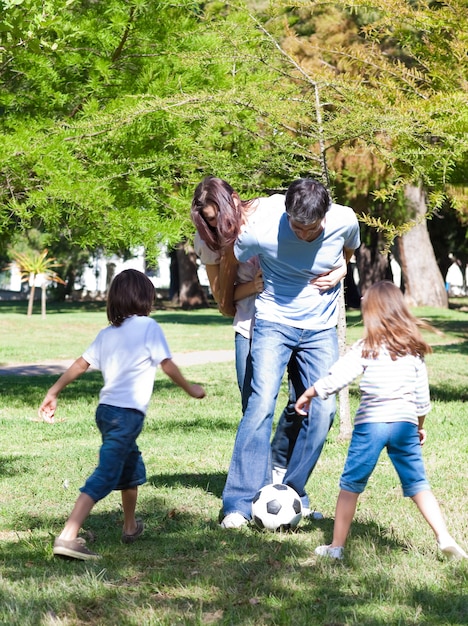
left=236, top=332, right=306, bottom=468
left=223, top=320, right=338, bottom=518
left=340, top=421, right=430, bottom=497
left=234, top=332, right=254, bottom=413
left=270, top=356, right=306, bottom=469
left=81, top=404, right=146, bottom=502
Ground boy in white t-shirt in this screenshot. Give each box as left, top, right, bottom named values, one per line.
left=39, top=269, right=205, bottom=560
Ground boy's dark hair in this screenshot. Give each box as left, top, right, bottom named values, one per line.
left=106, top=269, right=155, bottom=327
left=285, top=178, right=331, bottom=225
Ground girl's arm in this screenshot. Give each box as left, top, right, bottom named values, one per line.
left=160, top=358, right=205, bottom=398
left=38, top=356, right=90, bottom=422
left=295, top=386, right=318, bottom=415
left=418, top=415, right=427, bottom=445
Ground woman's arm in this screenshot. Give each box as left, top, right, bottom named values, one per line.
left=218, top=245, right=238, bottom=317
left=234, top=268, right=263, bottom=302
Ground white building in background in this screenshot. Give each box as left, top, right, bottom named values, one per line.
left=2, top=245, right=209, bottom=299
left=76, top=246, right=172, bottom=296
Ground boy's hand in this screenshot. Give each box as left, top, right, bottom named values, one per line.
left=189, top=384, right=206, bottom=399
left=38, top=395, right=57, bottom=423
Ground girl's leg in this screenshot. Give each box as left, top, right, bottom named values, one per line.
left=331, top=489, right=359, bottom=547
left=121, top=487, right=138, bottom=535
left=411, top=489, right=449, bottom=539
left=58, top=493, right=95, bottom=541
left=411, top=490, right=467, bottom=558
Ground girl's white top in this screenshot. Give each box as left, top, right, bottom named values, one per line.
left=83, top=315, right=171, bottom=414
left=313, top=340, right=431, bottom=425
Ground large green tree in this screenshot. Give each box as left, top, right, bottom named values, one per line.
left=1, top=1, right=467, bottom=306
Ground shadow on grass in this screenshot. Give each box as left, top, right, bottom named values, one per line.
left=148, top=471, right=227, bottom=499
left=0, top=373, right=231, bottom=413
left=431, top=339, right=468, bottom=356
left=2, top=503, right=467, bottom=626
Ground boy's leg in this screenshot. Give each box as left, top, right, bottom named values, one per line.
left=58, top=493, right=95, bottom=541
left=121, top=487, right=138, bottom=535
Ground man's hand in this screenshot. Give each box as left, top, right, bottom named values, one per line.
left=311, top=259, right=347, bottom=292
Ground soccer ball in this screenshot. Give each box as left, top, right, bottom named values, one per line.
left=251, top=483, right=302, bottom=531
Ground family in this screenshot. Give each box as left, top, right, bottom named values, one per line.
left=38, top=176, right=467, bottom=562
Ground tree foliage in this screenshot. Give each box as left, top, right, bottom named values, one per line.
left=1, top=1, right=467, bottom=268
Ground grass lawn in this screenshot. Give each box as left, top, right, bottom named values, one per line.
left=0, top=299, right=467, bottom=625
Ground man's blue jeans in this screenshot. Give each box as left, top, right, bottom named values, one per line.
left=222, top=319, right=338, bottom=519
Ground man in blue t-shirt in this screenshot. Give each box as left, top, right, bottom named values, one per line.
left=221, top=178, right=361, bottom=528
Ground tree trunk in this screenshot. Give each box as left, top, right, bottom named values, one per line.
left=398, top=184, right=448, bottom=308
left=41, top=284, right=47, bottom=319
left=337, top=284, right=352, bottom=440
left=175, top=240, right=209, bottom=309
left=354, top=227, right=392, bottom=296
left=27, top=277, right=35, bottom=317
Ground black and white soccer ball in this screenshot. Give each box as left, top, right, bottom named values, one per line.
left=251, top=483, right=302, bottom=531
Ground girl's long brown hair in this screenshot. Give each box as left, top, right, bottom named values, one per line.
left=190, top=176, right=255, bottom=251
left=360, top=281, right=434, bottom=360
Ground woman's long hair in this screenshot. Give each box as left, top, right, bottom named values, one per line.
left=360, top=281, right=434, bottom=360
left=190, top=176, right=253, bottom=251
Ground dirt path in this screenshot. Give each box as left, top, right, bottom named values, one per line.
left=0, top=349, right=235, bottom=376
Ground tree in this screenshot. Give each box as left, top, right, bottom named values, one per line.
left=1, top=0, right=467, bottom=309
left=10, top=249, right=65, bottom=317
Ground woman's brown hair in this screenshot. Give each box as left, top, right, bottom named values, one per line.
left=190, top=176, right=254, bottom=251
left=360, top=281, right=434, bottom=360
left=106, top=269, right=155, bottom=327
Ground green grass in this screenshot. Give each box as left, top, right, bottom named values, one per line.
left=0, top=300, right=467, bottom=625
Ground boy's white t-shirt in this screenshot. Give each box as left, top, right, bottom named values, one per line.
left=82, top=315, right=171, bottom=414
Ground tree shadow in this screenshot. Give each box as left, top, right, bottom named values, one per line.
left=2, top=500, right=467, bottom=626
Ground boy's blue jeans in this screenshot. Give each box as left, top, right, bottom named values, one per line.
left=81, top=404, right=146, bottom=502
left=223, top=319, right=338, bottom=518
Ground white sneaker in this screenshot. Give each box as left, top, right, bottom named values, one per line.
left=438, top=537, right=468, bottom=559
left=272, top=466, right=287, bottom=484
left=302, top=507, right=324, bottom=520
left=314, top=544, right=344, bottom=560
left=220, top=513, right=248, bottom=529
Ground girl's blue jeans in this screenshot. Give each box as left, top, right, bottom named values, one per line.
left=223, top=319, right=338, bottom=518
left=340, top=421, right=430, bottom=497
left=81, top=404, right=146, bottom=502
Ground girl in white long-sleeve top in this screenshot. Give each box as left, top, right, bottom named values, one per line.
left=295, top=280, right=467, bottom=561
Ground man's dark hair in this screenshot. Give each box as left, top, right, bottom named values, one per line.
left=285, top=179, right=331, bottom=224
left=107, top=269, right=155, bottom=327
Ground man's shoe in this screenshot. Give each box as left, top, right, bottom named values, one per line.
left=302, top=507, right=324, bottom=520
left=220, top=513, right=248, bottom=529
left=272, top=466, right=287, bottom=484
left=53, top=537, right=101, bottom=561
left=122, top=519, right=144, bottom=544
left=314, top=544, right=344, bottom=560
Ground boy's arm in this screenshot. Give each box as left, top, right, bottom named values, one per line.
left=38, top=356, right=90, bottom=422
left=160, top=358, right=205, bottom=398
